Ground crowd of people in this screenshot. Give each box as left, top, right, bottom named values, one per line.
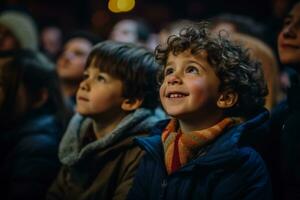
left=0, top=1, right=300, bottom=199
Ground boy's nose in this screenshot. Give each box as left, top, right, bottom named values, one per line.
left=167, top=74, right=182, bottom=85
left=79, top=79, right=90, bottom=91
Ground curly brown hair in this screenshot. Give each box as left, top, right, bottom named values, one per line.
left=155, top=21, right=268, bottom=117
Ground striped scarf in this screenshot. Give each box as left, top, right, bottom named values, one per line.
left=162, top=118, right=239, bottom=174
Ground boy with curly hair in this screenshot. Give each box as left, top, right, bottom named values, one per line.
left=127, top=22, right=272, bottom=200
left=47, top=41, right=163, bottom=200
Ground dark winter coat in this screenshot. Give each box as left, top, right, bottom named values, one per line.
left=127, top=110, right=272, bottom=200
left=0, top=113, right=63, bottom=200
left=47, top=108, right=162, bottom=200
left=270, top=68, right=300, bottom=200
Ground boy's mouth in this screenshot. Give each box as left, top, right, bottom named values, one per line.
left=166, top=92, right=188, bottom=98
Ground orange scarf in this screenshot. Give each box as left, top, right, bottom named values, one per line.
left=162, top=118, right=239, bottom=174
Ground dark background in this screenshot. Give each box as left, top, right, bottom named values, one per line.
left=0, top=0, right=296, bottom=38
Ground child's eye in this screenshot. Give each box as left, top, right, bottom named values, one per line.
left=164, top=67, right=174, bottom=76
left=83, top=73, right=89, bottom=80
left=97, top=75, right=106, bottom=82
left=186, top=66, right=199, bottom=74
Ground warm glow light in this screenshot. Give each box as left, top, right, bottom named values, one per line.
left=108, top=0, right=135, bottom=13
left=117, top=0, right=135, bottom=12
left=108, top=0, right=121, bottom=13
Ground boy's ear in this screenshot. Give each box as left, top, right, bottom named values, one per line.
left=217, top=90, right=238, bottom=109
left=32, top=88, right=49, bottom=109
left=121, top=98, right=144, bottom=111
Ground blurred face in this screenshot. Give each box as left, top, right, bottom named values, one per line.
left=56, top=38, right=92, bottom=82
left=76, top=64, right=126, bottom=119
left=41, top=27, right=62, bottom=55
left=0, top=24, right=20, bottom=51
left=159, top=50, right=221, bottom=120
left=110, top=20, right=138, bottom=43
left=277, top=2, right=300, bottom=66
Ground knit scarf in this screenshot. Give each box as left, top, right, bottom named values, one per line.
left=162, top=118, right=239, bottom=174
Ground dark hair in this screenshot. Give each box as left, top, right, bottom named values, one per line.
left=155, top=21, right=268, bottom=117
left=85, top=40, right=159, bottom=109
left=0, top=49, right=68, bottom=127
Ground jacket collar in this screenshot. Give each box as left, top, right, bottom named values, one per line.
left=135, top=109, right=269, bottom=171
left=59, top=108, right=161, bottom=166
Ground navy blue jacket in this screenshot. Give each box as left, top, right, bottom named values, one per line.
left=0, top=113, right=63, bottom=200
left=127, top=111, right=272, bottom=200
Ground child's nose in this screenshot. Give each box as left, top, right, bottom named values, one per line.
left=167, top=74, right=182, bottom=85
left=283, top=24, right=297, bottom=38
left=79, top=79, right=90, bottom=91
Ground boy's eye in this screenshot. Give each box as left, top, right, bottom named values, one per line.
left=97, top=75, right=106, bottom=82
left=164, top=67, right=174, bottom=76
left=83, top=73, right=89, bottom=80
left=186, top=66, right=199, bottom=74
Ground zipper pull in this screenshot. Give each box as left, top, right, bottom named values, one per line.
left=160, top=179, right=168, bottom=199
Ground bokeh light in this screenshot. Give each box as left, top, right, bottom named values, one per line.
left=108, top=0, right=135, bottom=13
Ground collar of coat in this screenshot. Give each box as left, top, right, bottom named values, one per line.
left=59, top=108, right=162, bottom=166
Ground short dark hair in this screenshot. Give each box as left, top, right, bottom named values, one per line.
left=155, top=21, right=268, bottom=117
left=85, top=40, right=159, bottom=109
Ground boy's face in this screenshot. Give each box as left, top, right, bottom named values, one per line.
left=76, top=65, right=126, bottom=119
left=160, top=50, right=222, bottom=120
left=277, top=2, right=300, bottom=66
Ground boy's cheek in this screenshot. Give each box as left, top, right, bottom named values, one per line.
left=159, top=85, right=166, bottom=100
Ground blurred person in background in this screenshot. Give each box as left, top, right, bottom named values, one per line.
left=40, top=24, right=63, bottom=62
left=109, top=19, right=151, bottom=48
left=0, top=49, right=68, bottom=200
left=272, top=1, right=300, bottom=199
left=0, top=10, right=38, bottom=51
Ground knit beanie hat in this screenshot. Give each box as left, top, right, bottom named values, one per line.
left=0, top=11, right=38, bottom=50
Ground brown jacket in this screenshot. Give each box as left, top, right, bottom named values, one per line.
left=47, top=109, right=162, bottom=200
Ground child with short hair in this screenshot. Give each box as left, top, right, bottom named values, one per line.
left=127, top=22, right=272, bottom=199
left=47, top=41, right=162, bottom=200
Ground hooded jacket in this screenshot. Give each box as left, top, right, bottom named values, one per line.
left=127, top=110, right=272, bottom=200
left=47, top=108, right=161, bottom=200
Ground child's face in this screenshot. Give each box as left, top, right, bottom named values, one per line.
left=277, top=2, right=300, bottom=66
left=76, top=65, right=126, bottom=119
left=56, top=38, right=92, bottom=82
left=159, top=50, right=222, bottom=120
